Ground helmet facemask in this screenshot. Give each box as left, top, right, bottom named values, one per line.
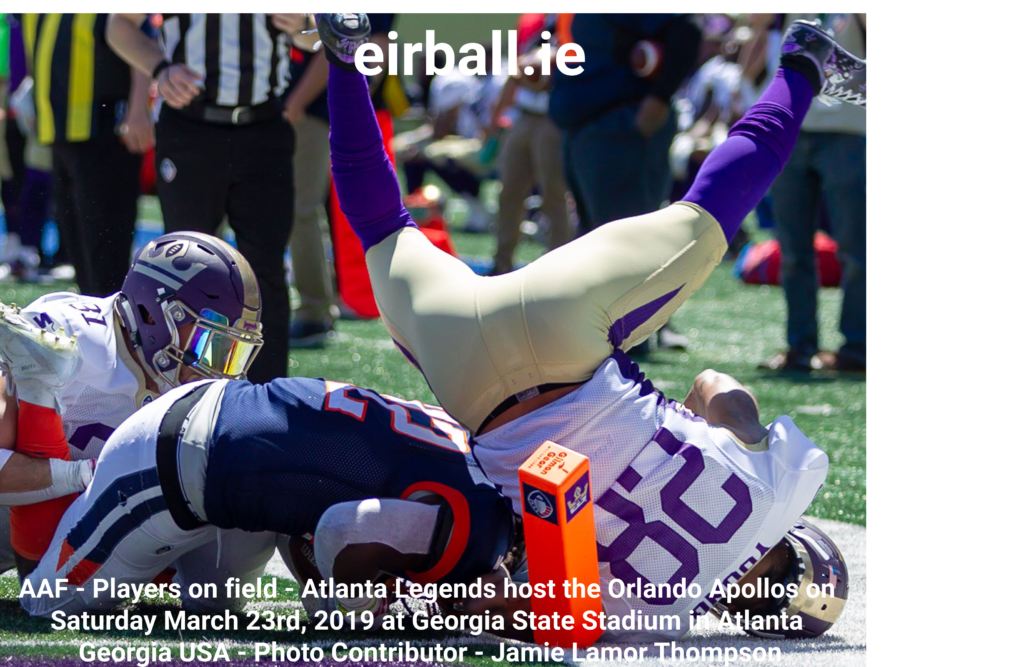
left=712, top=520, right=848, bottom=639
left=153, top=300, right=263, bottom=387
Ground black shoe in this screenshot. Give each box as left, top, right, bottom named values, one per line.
left=316, top=13, right=371, bottom=71
left=782, top=19, right=866, bottom=107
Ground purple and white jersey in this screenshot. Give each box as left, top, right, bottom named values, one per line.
left=473, top=352, right=828, bottom=640
left=21, top=293, right=157, bottom=461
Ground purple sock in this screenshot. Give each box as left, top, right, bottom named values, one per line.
left=327, top=68, right=416, bottom=251
left=682, top=68, right=816, bottom=242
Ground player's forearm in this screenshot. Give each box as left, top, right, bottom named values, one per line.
left=0, top=452, right=52, bottom=495
left=128, top=67, right=152, bottom=116
left=0, top=456, right=92, bottom=504
left=107, top=13, right=164, bottom=77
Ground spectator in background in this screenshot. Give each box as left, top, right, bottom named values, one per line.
left=108, top=13, right=311, bottom=383
left=393, top=49, right=505, bottom=232
left=550, top=14, right=701, bottom=234
left=754, top=14, right=866, bottom=373
left=1, top=15, right=58, bottom=283
left=21, top=14, right=152, bottom=295
left=489, top=14, right=571, bottom=275
left=283, top=47, right=337, bottom=348
left=364, top=14, right=407, bottom=148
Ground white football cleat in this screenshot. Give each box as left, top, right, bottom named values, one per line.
left=0, top=302, right=80, bottom=411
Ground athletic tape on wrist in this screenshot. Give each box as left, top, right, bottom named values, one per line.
left=0, top=458, right=87, bottom=506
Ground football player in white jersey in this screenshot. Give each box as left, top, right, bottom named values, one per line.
left=0, top=231, right=276, bottom=612
left=315, top=15, right=862, bottom=639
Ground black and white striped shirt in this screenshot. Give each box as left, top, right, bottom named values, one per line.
left=160, top=13, right=291, bottom=107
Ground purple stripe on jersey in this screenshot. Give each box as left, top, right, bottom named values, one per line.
left=69, top=423, right=116, bottom=451
left=618, top=466, right=643, bottom=493
left=607, top=286, right=684, bottom=348
left=654, top=427, right=684, bottom=456
left=609, top=350, right=657, bottom=398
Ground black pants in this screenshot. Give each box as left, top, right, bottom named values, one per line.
left=155, top=107, right=295, bottom=384
left=51, top=137, right=141, bottom=296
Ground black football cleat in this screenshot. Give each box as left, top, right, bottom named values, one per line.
left=781, top=19, right=866, bottom=108
left=316, top=13, right=371, bottom=71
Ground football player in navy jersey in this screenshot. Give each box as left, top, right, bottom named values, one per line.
left=20, top=376, right=522, bottom=622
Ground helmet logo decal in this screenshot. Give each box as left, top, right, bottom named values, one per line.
left=165, top=243, right=184, bottom=257
left=160, top=158, right=177, bottom=183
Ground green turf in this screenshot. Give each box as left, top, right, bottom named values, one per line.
left=0, top=197, right=864, bottom=663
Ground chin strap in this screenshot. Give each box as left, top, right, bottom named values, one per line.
left=114, top=300, right=177, bottom=394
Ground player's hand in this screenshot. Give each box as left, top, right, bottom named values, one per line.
left=272, top=13, right=310, bottom=36
left=635, top=95, right=670, bottom=138
left=157, top=64, right=202, bottom=109
left=118, top=104, right=154, bottom=155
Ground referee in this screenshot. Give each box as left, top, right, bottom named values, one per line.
left=107, top=13, right=310, bottom=383
left=21, top=13, right=153, bottom=295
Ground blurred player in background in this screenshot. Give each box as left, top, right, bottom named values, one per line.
left=316, top=13, right=863, bottom=639
left=0, top=231, right=275, bottom=613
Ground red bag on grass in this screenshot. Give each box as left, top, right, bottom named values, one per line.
left=735, top=231, right=843, bottom=287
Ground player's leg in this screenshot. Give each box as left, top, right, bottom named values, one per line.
left=20, top=390, right=217, bottom=618
left=325, top=61, right=485, bottom=377
left=682, top=20, right=865, bottom=241
left=0, top=305, right=82, bottom=572
left=520, top=20, right=865, bottom=362
left=172, top=529, right=278, bottom=613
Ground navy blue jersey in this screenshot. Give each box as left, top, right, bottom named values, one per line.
left=204, top=378, right=515, bottom=585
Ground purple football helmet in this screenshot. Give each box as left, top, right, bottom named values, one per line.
left=115, top=232, right=263, bottom=389
left=715, top=518, right=849, bottom=639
